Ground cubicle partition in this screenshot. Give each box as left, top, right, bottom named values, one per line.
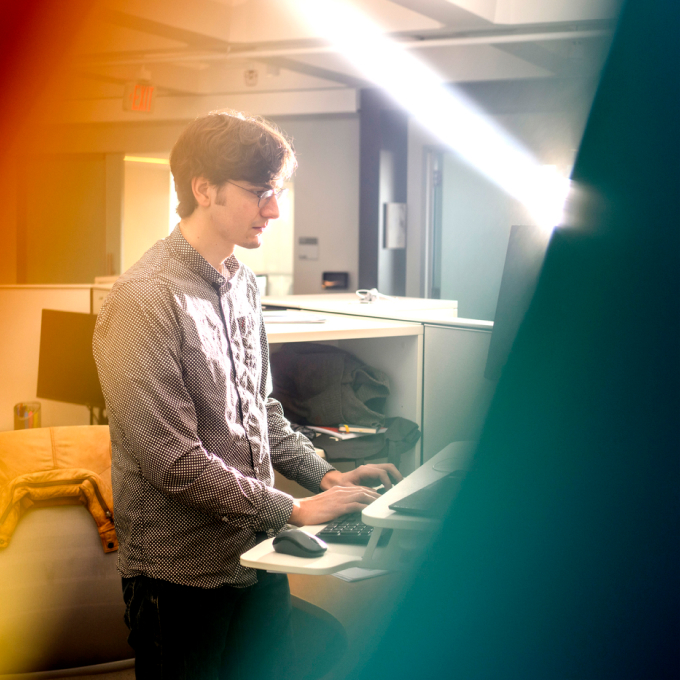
left=422, top=321, right=496, bottom=460
left=263, top=294, right=497, bottom=464
left=0, top=287, right=425, bottom=477
left=0, top=285, right=93, bottom=433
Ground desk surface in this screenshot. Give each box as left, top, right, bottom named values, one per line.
left=264, top=310, right=422, bottom=344
left=264, top=293, right=457, bottom=311
left=240, top=525, right=366, bottom=575
left=240, top=442, right=476, bottom=575
left=262, top=294, right=496, bottom=329
left=263, top=294, right=459, bottom=324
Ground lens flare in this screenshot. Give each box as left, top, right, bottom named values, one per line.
left=293, top=0, right=570, bottom=229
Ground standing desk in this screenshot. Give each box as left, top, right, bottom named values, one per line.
left=240, top=441, right=476, bottom=575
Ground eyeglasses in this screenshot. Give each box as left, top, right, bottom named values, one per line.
left=225, top=180, right=288, bottom=208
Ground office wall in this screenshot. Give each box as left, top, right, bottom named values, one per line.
left=0, top=151, right=124, bottom=285
left=235, top=182, right=295, bottom=297
left=406, top=120, right=438, bottom=300
left=405, top=78, right=598, bottom=317
left=274, top=114, right=360, bottom=295
left=439, top=150, right=535, bottom=320
left=17, top=154, right=108, bottom=284
left=28, top=121, right=187, bottom=158
left=358, top=94, right=409, bottom=296
left=0, top=157, right=18, bottom=284
left=3, top=115, right=360, bottom=293
left=0, top=123, right=181, bottom=287
left=441, top=106, right=587, bottom=319
left=122, top=160, right=171, bottom=272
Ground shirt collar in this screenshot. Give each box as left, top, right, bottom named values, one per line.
left=167, top=225, right=241, bottom=287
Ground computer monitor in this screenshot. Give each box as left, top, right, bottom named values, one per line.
left=36, top=309, right=105, bottom=409
left=484, top=224, right=552, bottom=381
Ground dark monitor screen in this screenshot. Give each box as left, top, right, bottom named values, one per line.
left=37, top=309, right=105, bottom=407
left=485, top=224, right=552, bottom=381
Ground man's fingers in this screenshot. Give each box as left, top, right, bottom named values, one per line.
left=341, top=487, right=380, bottom=503
left=369, top=463, right=403, bottom=482
left=331, top=486, right=379, bottom=506
left=355, top=463, right=403, bottom=487
left=344, top=501, right=372, bottom=515
left=349, top=465, right=384, bottom=488
left=379, top=469, right=394, bottom=489
left=377, top=463, right=403, bottom=483
left=354, top=465, right=391, bottom=488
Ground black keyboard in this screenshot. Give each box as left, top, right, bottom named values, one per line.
left=316, top=513, right=392, bottom=546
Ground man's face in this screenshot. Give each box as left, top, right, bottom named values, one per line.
left=209, top=179, right=282, bottom=251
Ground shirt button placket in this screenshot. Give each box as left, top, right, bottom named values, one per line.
left=220, top=280, right=257, bottom=472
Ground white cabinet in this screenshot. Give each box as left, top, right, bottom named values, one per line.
left=265, top=311, right=423, bottom=475
left=263, top=295, right=497, bottom=466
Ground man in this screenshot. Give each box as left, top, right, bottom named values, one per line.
left=93, top=110, right=401, bottom=680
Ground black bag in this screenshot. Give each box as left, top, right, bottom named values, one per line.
left=271, top=343, right=390, bottom=427
left=311, top=417, right=421, bottom=467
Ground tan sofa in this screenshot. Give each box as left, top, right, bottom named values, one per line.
left=0, top=426, right=132, bottom=677
left=0, top=426, right=117, bottom=555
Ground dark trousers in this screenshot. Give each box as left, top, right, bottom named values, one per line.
left=122, top=570, right=295, bottom=680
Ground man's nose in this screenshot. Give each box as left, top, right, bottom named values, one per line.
left=260, top=194, right=280, bottom=219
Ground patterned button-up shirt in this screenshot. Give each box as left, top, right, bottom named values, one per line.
left=93, top=226, right=334, bottom=588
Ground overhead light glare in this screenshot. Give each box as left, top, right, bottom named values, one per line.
left=294, top=0, right=569, bottom=229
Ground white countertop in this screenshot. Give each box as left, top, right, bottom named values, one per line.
left=262, top=294, right=493, bottom=329
left=263, top=294, right=456, bottom=320
left=264, top=310, right=422, bottom=343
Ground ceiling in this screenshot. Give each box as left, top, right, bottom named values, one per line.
left=54, top=0, right=618, bottom=123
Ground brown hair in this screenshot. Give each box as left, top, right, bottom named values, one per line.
left=170, top=110, right=297, bottom=218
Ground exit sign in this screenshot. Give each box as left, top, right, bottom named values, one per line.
left=123, top=82, right=155, bottom=113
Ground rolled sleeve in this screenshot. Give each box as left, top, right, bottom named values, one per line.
left=265, top=397, right=335, bottom=492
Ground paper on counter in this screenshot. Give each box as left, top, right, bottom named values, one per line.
left=262, top=311, right=326, bottom=324
left=332, top=567, right=389, bottom=582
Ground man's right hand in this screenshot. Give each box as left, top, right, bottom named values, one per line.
left=288, top=486, right=381, bottom=527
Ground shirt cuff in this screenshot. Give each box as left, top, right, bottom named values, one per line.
left=253, top=485, right=295, bottom=533
left=294, top=454, right=336, bottom=494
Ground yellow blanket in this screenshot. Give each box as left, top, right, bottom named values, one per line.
left=0, top=426, right=117, bottom=553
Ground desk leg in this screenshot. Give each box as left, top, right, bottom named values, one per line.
left=359, top=527, right=382, bottom=567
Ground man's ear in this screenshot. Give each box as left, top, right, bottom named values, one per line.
left=191, top=176, right=212, bottom=208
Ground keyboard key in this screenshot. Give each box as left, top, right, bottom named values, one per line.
left=317, top=513, right=392, bottom=546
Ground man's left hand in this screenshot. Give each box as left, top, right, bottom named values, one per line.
left=320, top=464, right=403, bottom=492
